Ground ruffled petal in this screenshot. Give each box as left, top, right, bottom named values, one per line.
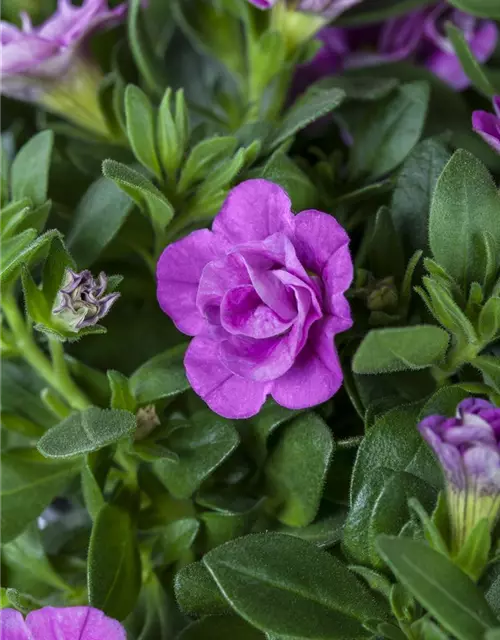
left=0, top=609, right=30, bottom=640
left=292, top=209, right=350, bottom=275
left=212, top=179, right=294, bottom=244
left=26, top=607, right=125, bottom=640
left=271, top=317, right=343, bottom=409
left=157, top=229, right=225, bottom=336
left=220, top=285, right=294, bottom=338
left=185, top=336, right=271, bottom=418
left=322, top=244, right=353, bottom=326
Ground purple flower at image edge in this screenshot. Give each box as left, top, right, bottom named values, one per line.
left=295, top=2, right=498, bottom=94
left=473, top=96, right=500, bottom=154
left=0, top=606, right=126, bottom=640
left=419, top=398, right=500, bottom=549
left=0, top=0, right=127, bottom=135
left=156, top=179, right=353, bottom=419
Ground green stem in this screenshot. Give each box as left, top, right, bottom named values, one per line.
left=3, top=292, right=91, bottom=411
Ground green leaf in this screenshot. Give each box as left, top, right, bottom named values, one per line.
left=353, top=325, right=449, bottom=374
left=243, top=399, right=298, bottom=463
left=259, top=152, right=318, bottom=212
left=178, top=137, right=238, bottom=193
left=377, top=536, right=498, bottom=640
left=88, top=504, right=141, bottom=620
left=5, top=589, right=43, bottom=614
left=154, top=413, right=239, bottom=499
left=125, top=84, right=162, bottom=180
left=473, top=355, right=500, bottom=393
left=179, top=615, right=265, bottom=639
left=203, top=533, right=387, bottom=638
left=351, top=402, right=442, bottom=501
left=338, top=0, right=434, bottom=26
left=2, top=524, right=69, bottom=592
left=1, top=448, right=80, bottom=543
left=478, top=297, right=500, bottom=344
left=446, top=0, right=500, bottom=20
left=11, top=131, right=53, bottom=206
left=344, top=468, right=436, bottom=569
left=391, top=138, right=450, bottom=256
left=347, top=82, right=430, bottom=181
left=81, top=459, right=105, bottom=521
left=446, top=24, right=495, bottom=97
left=161, top=518, right=200, bottom=565
left=157, top=88, right=184, bottom=179
left=66, top=176, right=134, bottom=268
left=201, top=499, right=264, bottom=550
left=129, top=343, right=189, bottom=404
left=21, top=265, right=51, bottom=326
left=429, top=150, right=500, bottom=291
left=1, top=229, right=60, bottom=288
left=37, top=407, right=136, bottom=459
left=102, top=160, right=174, bottom=229
left=278, top=509, right=347, bottom=549
left=369, top=206, right=405, bottom=281
left=107, top=370, right=136, bottom=412
left=41, top=236, right=75, bottom=308
left=265, top=413, right=334, bottom=527
left=174, top=560, right=231, bottom=617
left=127, top=0, right=167, bottom=95
left=267, top=86, right=345, bottom=150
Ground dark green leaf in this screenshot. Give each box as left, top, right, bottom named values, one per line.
left=353, top=325, right=449, bottom=374
left=88, top=504, right=142, bottom=620
left=347, top=82, right=429, bottom=181
left=11, top=131, right=53, bottom=206
left=129, top=343, right=189, bottom=404
left=102, top=160, right=174, bottom=229
left=38, top=407, right=136, bottom=459
left=174, top=560, right=231, bottom=617
left=154, top=413, right=239, bottom=499
left=429, top=150, right=500, bottom=291
left=1, top=448, right=80, bottom=543
left=377, top=536, right=498, bottom=640
left=391, top=138, right=450, bottom=256
left=204, top=533, right=387, bottom=638
left=344, top=468, right=436, bottom=568
left=66, top=176, right=134, bottom=268
left=161, top=518, right=199, bottom=565
left=107, top=370, right=136, bottom=412
left=268, top=86, right=345, bottom=150
left=1, top=229, right=60, bottom=288
left=265, top=413, right=334, bottom=527
left=125, top=84, right=162, bottom=180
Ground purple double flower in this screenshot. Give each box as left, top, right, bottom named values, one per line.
left=419, top=398, right=500, bottom=549
left=298, top=2, right=497, bottom=91
left=0, top=606, right=125, bottom=639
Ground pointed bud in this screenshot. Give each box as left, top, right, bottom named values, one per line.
left=52, top=268, right=119, bottom=332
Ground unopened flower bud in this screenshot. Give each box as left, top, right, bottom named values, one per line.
left=52, top=268, right=119, bottom=331
left=419, top=398, right=500, bottom=552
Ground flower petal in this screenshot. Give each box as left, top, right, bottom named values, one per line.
left=212, top=179, right=294, bottom=244
left=157, top=229, right=225, bottom=336
left=25, top=607, right=125, bottom=640
left=271, top=317, right=343, bottom=409
left=185, top=335, right=271, bottom=418
left=220, top=285, right=294, bottom=338
left=0, top=609, right=30, bottom=640
left=292, top=209, right=350, bottom=275
left=472, top=110, right=500, bottom=153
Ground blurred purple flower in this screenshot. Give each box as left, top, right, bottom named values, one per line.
left=297, top=2, right=497, bottom=92
left=247, top=0, right=362, bottom=19
left=0, top=606, right=125, bottom=640
left=473, top=96, right=500, bottom=153
left=0, top=0, right=126, bottom=133
left=419, top=398, right=500, bottom=548
left=157, top=179, right=353, bottom=419
left=53, top=268, right=119, bottom=331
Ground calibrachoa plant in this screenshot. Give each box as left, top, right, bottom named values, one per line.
left=2, top=0, right=500, bottom=638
